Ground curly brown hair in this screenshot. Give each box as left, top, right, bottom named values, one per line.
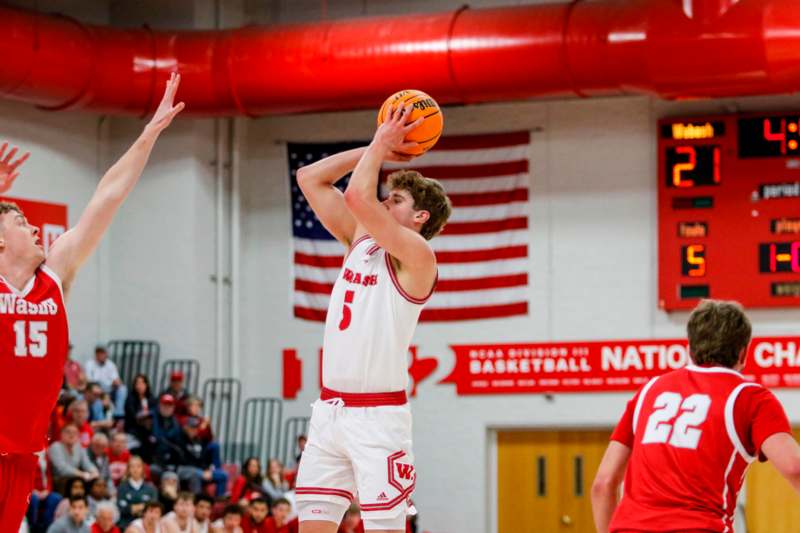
left=687, top=299, right=752, bottom=368
left=387, top=170, right=452, bottom=240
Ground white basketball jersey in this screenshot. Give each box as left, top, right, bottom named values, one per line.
left=322, top=235, right=434, bottom=393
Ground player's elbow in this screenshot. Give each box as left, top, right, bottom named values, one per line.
left=343, top=187, right=370, bottom=210
left=591, top=473, right=619, bottom=500
left=783, top=456, right=800, bottom=489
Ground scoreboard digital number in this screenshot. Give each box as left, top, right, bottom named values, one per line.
left=658, top=113, right=800, bottom=310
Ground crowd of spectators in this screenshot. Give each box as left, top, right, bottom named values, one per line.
left=18, top=344, right=410, bottom=533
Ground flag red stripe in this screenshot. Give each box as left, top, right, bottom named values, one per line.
left=441, top=217, right=527, bottom=235
left=295, top=279, right=334, bottom=294
left=296, top=302, right=528, bottom=322
left=381, top=160, right=527, bottom=181
left=420, top=302, right=528, bottom=321
left=295, top=273, right=527, bottom=295
left=294, top=306, right=328, bottom=321
left=295, top=245, right=528, bottom=269
left=294, top=252, right=343, bottom=268
left=448, top=188, right=528, bottom=207
left=436, top=245, right=528, bottom=263
left=432, top=132, right=530, bottom=150
left=436, top=274, right=528, bottom=292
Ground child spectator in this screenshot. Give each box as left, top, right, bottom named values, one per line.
left=117, top=456, right=158, bottom=529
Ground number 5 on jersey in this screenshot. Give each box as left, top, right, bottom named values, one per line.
left=13, top=320, right=48, bottom=357
left=642, top=392, right=712, bottom=450
left=338, top=290, right=355, bottom=331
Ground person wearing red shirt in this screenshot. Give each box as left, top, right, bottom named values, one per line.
left=592, top=300, right=800, bottom=533
left=241, top=498, right=271, bottom=533
left=108, top=432, right=132, bottom=486
left=232, top=457, right=269, bottom=506
left=263, top=499, right=297, bottom=533
left=91, top=501, right=121, bottom=533
left=0, top=74, right=184, bottom=532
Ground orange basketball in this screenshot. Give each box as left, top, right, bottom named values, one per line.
left=377, top=89, right=443, bottom=156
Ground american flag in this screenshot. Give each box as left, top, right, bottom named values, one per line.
left=289, top=131, right=530, bottom=321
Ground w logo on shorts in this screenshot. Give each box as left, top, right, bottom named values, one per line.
left=396, top=462, right=414, bottom=480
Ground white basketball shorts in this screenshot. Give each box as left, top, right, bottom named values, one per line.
left=295, top=390, right=416, bottom=526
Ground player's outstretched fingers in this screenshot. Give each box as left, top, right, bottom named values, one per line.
left=1, top=147, right=18, bottom=165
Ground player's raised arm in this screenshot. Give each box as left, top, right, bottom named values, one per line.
left=591, top=441, right=631, bottom=533
left=295, top=147, right=366, bottom=247
left=761, top=432, right=800, bottom=492
left=343, top=104, right=434, bottom=270
left=0, top=142, right=30, bottom=194
left=45, top=72, right=185, bottom=294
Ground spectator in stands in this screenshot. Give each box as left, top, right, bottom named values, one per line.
left=262, top=459, right=288, bottom=503
left=294, top=436, right=306, bottom=467
left=181, top=397, right=221, bottom=469
left=90, top=501, right=120, bottom=533
left=124, top=501, right=163, bottom=533
left=265, top=499, right=297, bottom=533
left=210, top=505, right=243, bottom=533
left=117, top=456, right=158, bottom=529
left=87, top=434, right=112, bottom=488
left=194, top=495, right=213, bottom=533
left=337, top=505, right=363, bottom=533
left=47, top=495, right=90, bottom=533
left=83, top=383, right=111, bottom=432
left=86, top=478, right=113, bottom=520
left=175, top=417, right=228, bottom=496
left=160, top=491, right=198, bottom=533
left=129, top=411, right=157, bottom=465
left=54, top=478, right=87, bottom=520
left=161, top=372, right=190, bottom=415
left=231, top=458, right=268, bottom=506
left=64, top=344, right=86, bottom=393
left=29, top=451, right=62, bottom=533
left=240, top=498, right=269, bottom=533
left=125, top=375, right=156, bottom=434
left=85, top=345, right=127, bottom=418
left=152, top=394, right=183, bottom=471
left=49, top=424, right=99, bottom=487
left=158, top=471, right=180, bottom=514
left=67, top=400, right=94, bottom=448
left=108, top=432, right=131, bottom=487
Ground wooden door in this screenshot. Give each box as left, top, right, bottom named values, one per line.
left=497, top=429, right=611, bottom=533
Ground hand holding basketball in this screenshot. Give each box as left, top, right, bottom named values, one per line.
left=377, top=90, right=443, bottom=156
left=373, top=103, right=423, bottom=157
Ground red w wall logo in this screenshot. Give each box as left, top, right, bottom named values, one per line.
left=395, top=463, right=414, bottom=480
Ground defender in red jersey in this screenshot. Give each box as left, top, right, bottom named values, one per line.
left=0, top=72, right=184, bottom=531
left=592, top=300, right=800, bottom=533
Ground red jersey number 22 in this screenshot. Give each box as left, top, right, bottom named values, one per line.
left=641, top=392, right=711, bottom=450
left=338, top=290, right=355, bottom=331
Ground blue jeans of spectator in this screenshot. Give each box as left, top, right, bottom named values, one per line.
left=207, top=441, right=222, bottom=469
left=112, top=384, right=127, bottom=417
left=27, top=492, right=62, bottom=533
left=176, top=465, right=228, bottom=496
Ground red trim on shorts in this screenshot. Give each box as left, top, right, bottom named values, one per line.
left=384, top=253, right=437, bottom=305
left=295, top=487, right=354, bottom=502
left=320, top=387, right=407, bottom=407
left=360, top=482, right=416, bottom=511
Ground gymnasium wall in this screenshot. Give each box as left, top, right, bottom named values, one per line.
left=2, top=1, right=800, bottom=532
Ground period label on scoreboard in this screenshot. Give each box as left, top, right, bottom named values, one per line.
left=658, top=113, right=800, bottom=310
left=439, top=337, right=800, bottom=395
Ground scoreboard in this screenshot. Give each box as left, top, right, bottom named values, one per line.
left=658, top=113, right=800, bottom=311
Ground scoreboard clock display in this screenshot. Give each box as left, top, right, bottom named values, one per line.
left=658, top=113, right=800, bottom=310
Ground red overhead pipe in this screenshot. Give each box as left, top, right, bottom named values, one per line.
left=1, top=0, right=800, bottom=117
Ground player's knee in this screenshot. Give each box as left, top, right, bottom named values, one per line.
left=297, top=500, right=348, bottom=528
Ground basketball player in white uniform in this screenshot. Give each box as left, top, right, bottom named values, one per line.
left=294, top=104, right=452, bottom=533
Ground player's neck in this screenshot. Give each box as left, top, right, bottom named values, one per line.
left=0, top=255, right=40, bottom=292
